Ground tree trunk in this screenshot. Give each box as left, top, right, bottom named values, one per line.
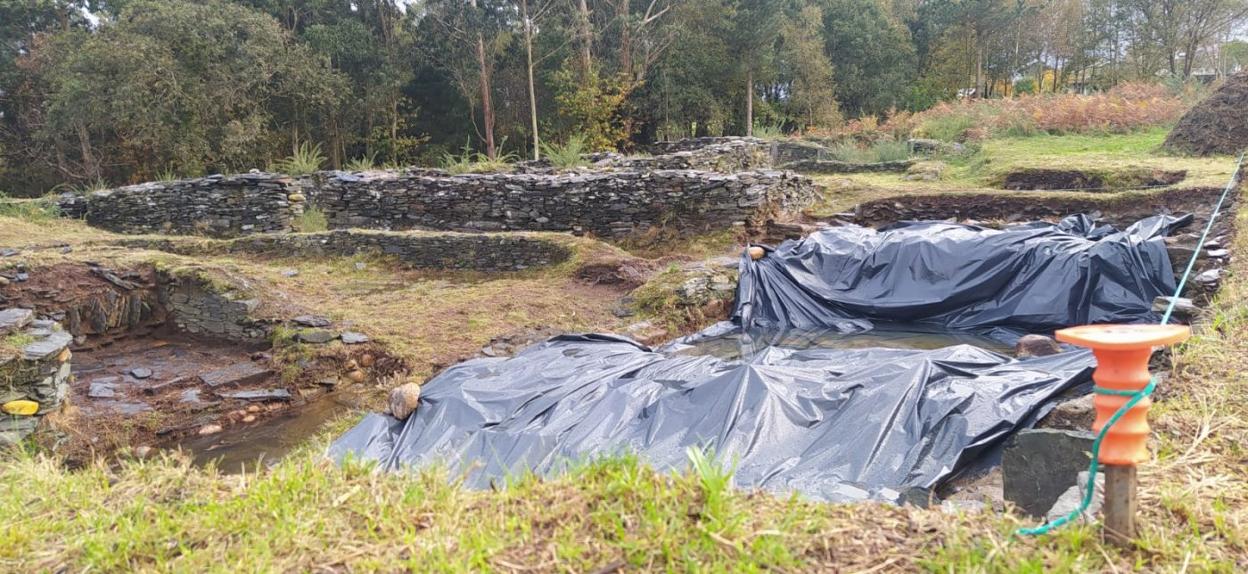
left=522, top=0, right=540, bottom=160
left=618, top=0, right=632, bottom=79
left=470, top=0, right=496, bottom=159
left=576, top=0, right=594, bottom=77
left=745, top=68, right=753, bottom=137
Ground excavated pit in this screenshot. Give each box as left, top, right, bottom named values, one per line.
left=0, top=262, right=392, bottom=466
left=997, top=167, right=1186, bottom=191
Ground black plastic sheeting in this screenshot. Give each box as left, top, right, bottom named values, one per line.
left=736, top=214, right=1188, bottom=333
left=330, top=334, right=1093, bottom=501
left=329, top=215, right=1183, bottom=501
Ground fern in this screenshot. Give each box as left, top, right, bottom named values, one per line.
left=540, top=134, right=590, bottom=169
left=271, top=142, right=326, bottom=176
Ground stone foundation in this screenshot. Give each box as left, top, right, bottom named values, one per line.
left=162, top=275, right=270, bottom=341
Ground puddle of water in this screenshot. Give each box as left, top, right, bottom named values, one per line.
left=176, top=390, right=366, bottom=473
left=672, top=323, right=1014, bottom=361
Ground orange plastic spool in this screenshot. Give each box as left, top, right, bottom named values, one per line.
left=1054, top=324, right=1190, bottom=465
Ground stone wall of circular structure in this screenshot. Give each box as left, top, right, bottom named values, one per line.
left=306, top=169, right=815, bottom=237
left=118, top=230, right=575, bottom=273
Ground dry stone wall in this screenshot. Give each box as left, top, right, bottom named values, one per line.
left=306, top=169, right=816, bottom=237
left=121, top=230, right=573, bottom=273
left=58, top=173, right=304, bottom=237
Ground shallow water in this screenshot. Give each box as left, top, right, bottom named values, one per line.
left=176, top=390, right=366, bottom=473
left=669, top=323, right=1015, bottom=361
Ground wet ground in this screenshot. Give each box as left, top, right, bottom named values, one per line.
left=672, top=323, right=1014, bottom=360
left=176, top=389, right=367, bottom=473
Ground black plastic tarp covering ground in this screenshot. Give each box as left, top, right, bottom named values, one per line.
left=330, top=215, right=1183, bottom=501
left=735, top=214, right=1187, bottom=333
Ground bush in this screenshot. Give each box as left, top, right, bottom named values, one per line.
left=440, top=142, right=517, bottom=174
left=344, top=153, right=377, bottom=172
left=271, top=142, right=326, bottom=176
left=540, top=135, right=590, bottom=169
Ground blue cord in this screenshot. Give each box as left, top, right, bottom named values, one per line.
left=1017, top=152, right=1245, bottom=537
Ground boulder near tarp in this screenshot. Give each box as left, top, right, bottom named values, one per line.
left=329, top=214, right=1183, bottom=501
left=735, top=214, right=1186, bottom=333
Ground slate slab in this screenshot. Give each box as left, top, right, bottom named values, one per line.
left=217, top=389, right=293, bottom=402
left=200, top=362, right=272, bottom=388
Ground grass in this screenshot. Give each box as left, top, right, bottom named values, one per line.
left=441, top=143, right=518, bottom=175
left=291, top=206, right=328, bottom=233
left=825, top=140, right=912, bottom=163
left=805, top=129, right=1240, bottom=218
left=0, top=195, right=60, bottom=222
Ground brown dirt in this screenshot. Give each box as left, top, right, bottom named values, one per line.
left=999, top=168, right=1186, bottom=191
left=1165, top=71, right=1248, bottom=156
left=848, top=186, right=1235, bottom=230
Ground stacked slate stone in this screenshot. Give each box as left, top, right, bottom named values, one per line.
left=309, top=169, right=816, bottom=238
left=163, top=279, right=268, bottom=341
left=57, top=172, right=304, bottom=238
left=1, top=308, right=72, bottom=446
left=645, top=137, right=767, bottom=155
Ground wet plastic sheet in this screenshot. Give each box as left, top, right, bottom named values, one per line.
left=330, top=215, right=1182, bottom=500
left=331, top=333, right=1093, bottom=501
left=735, top=214, right=1187, bottom=332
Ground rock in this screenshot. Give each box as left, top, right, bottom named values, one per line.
left=1045, top=471, right=1104, bottom=524
left=1152, top=296, right=1200, bottom=322
left=1038, top=394, right=1095, bottom=431
left=388, top=383, right=422, bottom=421
left=346, top=370, right=366, bottom=383
left=1196, top=268, right=1222, bottom=285
left=358, top=353, right=375, bottom=367
left=88, top=381, right=118, bottom=399
left=128, top=367, right=153, bottom=380
left=246, top=405, right=261, bottom=413
left=354, top=262, right=367, bottom=271
left=281, top=269, right=300, bottom=277
left=179, top=389, right=203, bottom=404
left=0, top=248, right=18, bottom=257
left=1205, top=248, right=1229, bottom=259
left=293, top=314, right=332, bottom=328
left=295, top=329, right=338, bottom=344
left=341, top=331, right=369, bottom=344
left=287, top=193, right=306, bottom=202
left=198, top=424, right=223, bottom=436
left=0, top=308, right=34, bottom=336
left=242, top=415, right=256, bottom=423
left=132, top=445, right=153, bottom=459
left=217, top=389, right=293, bottom=401
left=1003, top=429, right=1094, bottom=517
left=200, top=362, right=272, bottom=388
left=22, top=331, right=73, bottom=360
left=1015, top=334, right=1062, bottom=359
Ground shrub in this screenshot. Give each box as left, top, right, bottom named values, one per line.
left=540, top=135, right=590, bottom=169
left=751, top=120, right=787, bottom=140
left=271, top=142, right=326, bottom=176
left=344, top=153, right=377, bottom=172
left=440, top=142, right=517, bottom=174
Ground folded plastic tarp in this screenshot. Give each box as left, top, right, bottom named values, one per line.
left=330, top=334, right=1093, bottom=501
left=735, top=214, right=1187, bottom=332
left=330, top=214, right=1182, bottom=500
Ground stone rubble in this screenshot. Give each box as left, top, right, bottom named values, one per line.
left=1, top=313, right=73, bottom=445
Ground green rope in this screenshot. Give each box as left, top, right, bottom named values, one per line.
left=1017, top=152, right=1245, bottom=537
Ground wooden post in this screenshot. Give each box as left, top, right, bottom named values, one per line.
left=1103, top=465, right=1137, bottom=545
